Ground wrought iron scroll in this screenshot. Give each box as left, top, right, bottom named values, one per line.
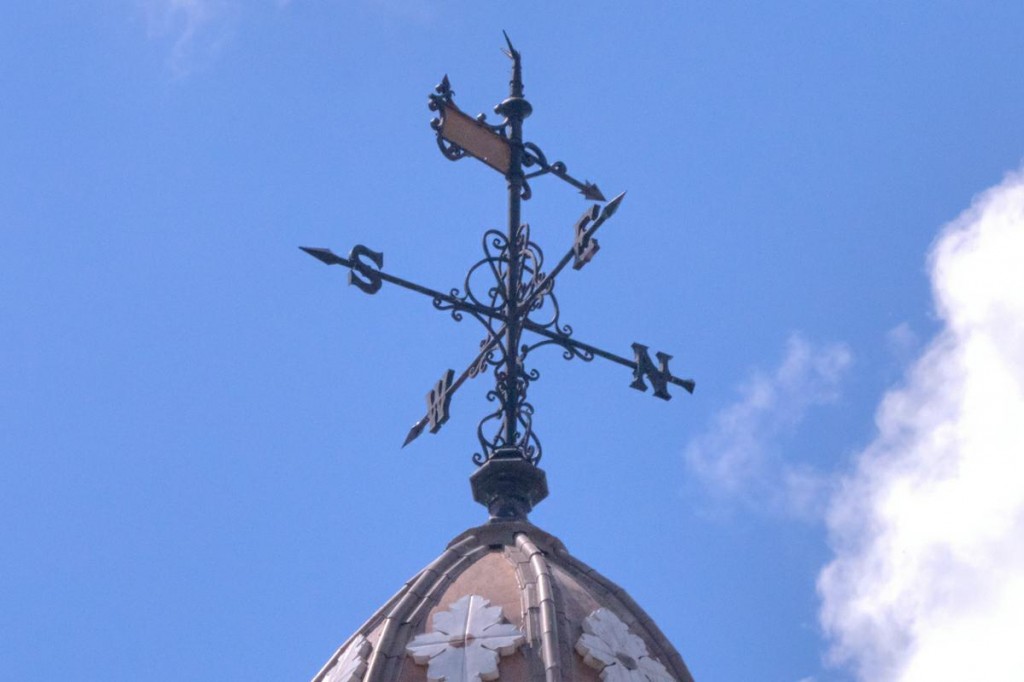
left=428, top=76, right=467, bottom=162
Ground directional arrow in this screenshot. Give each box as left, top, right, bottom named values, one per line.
left=547, top=168, right=605, bottom=202
left=300, top=246, right=348, bottom=266
left=302, top=192, right=695, bottom=452
left=403, top=333, right=504, bottom=447
left=528, top=191, right=626, bottom=295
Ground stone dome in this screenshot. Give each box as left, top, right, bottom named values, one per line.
left=312, top=520, right=695, bottom=682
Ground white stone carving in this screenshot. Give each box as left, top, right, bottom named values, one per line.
left=406, top=594, right=524, bottom=682
left=575, top=608, right=675, bottom=682
left=323, top=634, right=372, bottom=682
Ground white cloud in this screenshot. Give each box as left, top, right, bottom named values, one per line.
left=818, top=168, right=1024, bottom=681
left=683, top=334, right=851, bottom=517
left=884, top=322, right=918, bottom=363
left=138, top=0, right=432, bottom=74
left=141, top=0, right=234, bottom=75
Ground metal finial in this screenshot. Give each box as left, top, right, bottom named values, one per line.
left=501, top=30, right=518, bottom=60
left=501, top=31, right=524, bottom=99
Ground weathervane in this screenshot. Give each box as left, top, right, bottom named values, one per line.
left=302, top=34, right=694, bottom=519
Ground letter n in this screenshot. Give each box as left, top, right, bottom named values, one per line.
left=630, top=343, right=673, bottom=401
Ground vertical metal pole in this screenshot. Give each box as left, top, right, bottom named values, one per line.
left=504, top=57, right=523, bottom=452
left=498, top=42, right=531, bottom=455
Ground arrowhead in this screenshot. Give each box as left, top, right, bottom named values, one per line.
left=402, top=419, right=428, bottom=448
left=299, top=246, right=345, bottom=266
left=581, top=182, right=606, bottom=202
left=600, top=191, right=627, bottom=220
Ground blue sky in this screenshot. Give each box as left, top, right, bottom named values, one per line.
left=3, top=2, right=1024, bottom=681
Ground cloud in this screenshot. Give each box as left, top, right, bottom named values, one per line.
left=683, top=334, right=852, bottom=517
left=884, top=322, right=919, bottom=363
left=141, top=0, right=234, bottom=75
left=138, top=0, right=433, bottom=74
left=818, top=168, right=1024, bottom=681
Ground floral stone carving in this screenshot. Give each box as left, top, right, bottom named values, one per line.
left=406, top=594, right=524, bottom=682
left=323, top=634, right=372, bottom=682
left=575, top=608, right=675, bottom=682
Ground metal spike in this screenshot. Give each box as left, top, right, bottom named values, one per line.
left=299, top=246, right=345, bottom=266
left=600, top=191, right=627, bottom=220
left=403, top=418, right=428, bottom=448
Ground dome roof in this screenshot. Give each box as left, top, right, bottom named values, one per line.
left=313, top=520, right=694, bottom=682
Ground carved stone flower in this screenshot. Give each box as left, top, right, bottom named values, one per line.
left=575, top=608, right=675, bottom=682
left=406, top=594, right=524, bottom=682
left=323, top=634, right=372, bottom=682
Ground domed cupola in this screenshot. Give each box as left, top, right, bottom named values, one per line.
left=312, top=521, right=694, bottom=682
left=302, top=33, right=697, bottom=682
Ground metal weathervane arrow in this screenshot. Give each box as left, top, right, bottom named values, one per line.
left=302, top=33, right=694, bottom=517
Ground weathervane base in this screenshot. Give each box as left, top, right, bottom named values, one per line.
left=470, top=448, right=548, bottom=521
